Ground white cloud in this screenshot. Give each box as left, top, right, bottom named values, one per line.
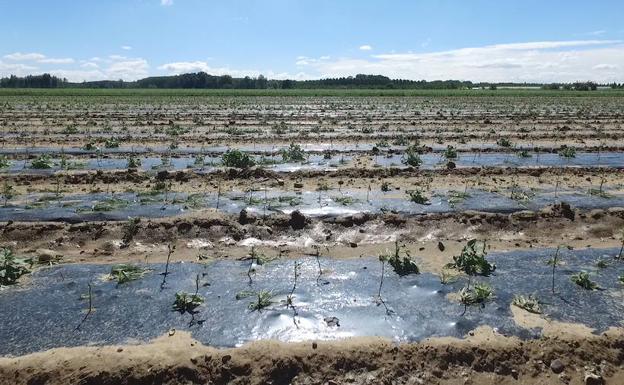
left=107, top=59, right=149, bottom=80
left=158, top=61, right=310, bottom=80
left=4, top=52, right=74, bottom=65
left=593, top=63, right=618, bottom=70
left=297, top=40, right=624, bottom=83
left=359, top=45, right=373, bottom=51
left=38, top=58, right=74, bottom=64
left=81, top=62, right=100, bottom=69
left=161, top=0, right=173, bottom=6
left=0, top=60, right=38, bottom=76
left=121, top=46, right=133, bottom=51
left=3, top=52, right=46, bottom=61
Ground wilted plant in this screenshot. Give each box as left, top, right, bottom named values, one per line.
left=0, top=248, right=31, bottom=286
left=439, top=269, right=458, bottom=285
left=160, top=243, right=175, bottom=290
left=110, top=264, right=148, bottom=284
left=546, top=245, right=566, bottom=294
left=376, top=251, right=393, bottom=315
left=222, top=149, right=255, bottom=168
left=512, top=294, right=542, bottom=314
left=75, top=282, right=94, bottom=331
left=447, top=190, right=470, bottom=207
left=458, top=282, right=493, bottom=314
left=121, top=217, right=140, bottom=248
left=571, top=272, right=598, bottom=290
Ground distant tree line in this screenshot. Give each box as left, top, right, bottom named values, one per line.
left=540, top=81, right=623, bottom=91
left=0, top=72, right=620, bottom=90
left=0, top=74, right=68, bottom=88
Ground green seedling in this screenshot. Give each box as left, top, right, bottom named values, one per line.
left=0, top=248, right=31, bottom=286
left=172, top=292, right=204, bottom=313
left=407, top=189, right=430, bottom=205
left=222, top=149, right=255, bottom=168
left=571, top=272, right=598, bottom=290
left=30, top=154, right=54, bottom=169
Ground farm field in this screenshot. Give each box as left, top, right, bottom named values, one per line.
left=1, top=89, right=624, bottom=385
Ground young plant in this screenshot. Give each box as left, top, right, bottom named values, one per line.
left=571, top=272, right=598, bottom=290
left=0, top=248, right=31, bottom=286
left=2, top=180, right=15, bottom=207
left=445, top=239, right=495, bottom=285
left=312, top=244, right=329, bottom=284
left=172, top=291, right=204, bottom=313
left=443, top=145, right=458, bottom=160
left=246, top=246, right=274, bottom=285
left=407, top=189, right=430, bottom=205
left=386, top=240, right=419, bottom=276
left=512, top=294, right=542, bottom=314
left=0, top=155, right=11, bottom=169
left=402, top=147, right=422, bottom=168
left=160, top=243, right=175, bottom=290
left=497, top=137, right=512, bottom=148
left=75, top=283, right=94, bottom=331
left=242, top=290, right=273, bottom=311
left=127, top=155, right=141, bottom=169
left=280, top=143, right=306, bottom=162
left=30, top=154, right=54, bottom=169
left=376, top=251, right=394, bottom=315
left=558, top=145, right=576, bottom=158
left=546, top=245, right=565, bottom=294
left=222, top=149, right=255, bottom=168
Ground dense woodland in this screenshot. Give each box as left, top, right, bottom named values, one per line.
left=1, top=72, right=622, bottom=90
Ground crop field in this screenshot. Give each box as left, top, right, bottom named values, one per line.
left=1, top=89, right=624, bottom=384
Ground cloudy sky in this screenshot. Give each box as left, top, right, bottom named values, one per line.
left=0, top=0, right=623, bottom=82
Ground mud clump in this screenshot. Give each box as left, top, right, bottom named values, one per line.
left=289, top=210, right=307, bottom=230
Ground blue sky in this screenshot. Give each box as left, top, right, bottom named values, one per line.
left=1, top=0, right=623, bottom=82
